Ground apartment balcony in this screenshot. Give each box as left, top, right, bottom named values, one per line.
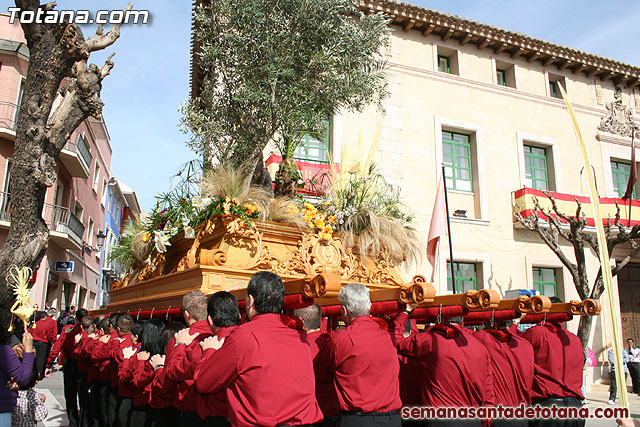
left=0, top=101, right=18, bottom=140
left=265, top=154, right=336, bottom=197
left=512, top=187, right=640, bottom=228
left=43, top=204, right=85, bottom=250
left=60, top=136, right=91, bottom=179
left=0, top=192, right=11, bottom=229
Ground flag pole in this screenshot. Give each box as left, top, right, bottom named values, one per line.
left=441, top=164, right=457, bottom=294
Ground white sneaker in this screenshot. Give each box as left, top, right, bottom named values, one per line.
left=608, top=400, right=615, bottom=405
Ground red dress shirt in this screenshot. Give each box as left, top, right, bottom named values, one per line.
left=43, top=316, right=58, bottom=342
left=475, top=329, right=534, bottom=406
left=113, top=334, right=135, bottom=398
left=194, top=313, right=322, bottom=427
left=393, top=312, right=494, bottom=407
left=520, top=323, right=585, bottom=400
left=29, top=319, right=50, bottom=343
left=196, top=326, right=236, bottom=419
left=316, top=316, right=402, bottom=414
left=150, top=337, right=178, bottom=409
left=306, top=330, right=339, bottom=417
left=131, top=357, right=154, bottom=407
left=46, top=324, right=74, bottom=367
left=90, top=332, right=121, bottom=387
left=165, top=320, right=213, bottom=412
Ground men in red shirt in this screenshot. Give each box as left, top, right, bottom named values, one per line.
left=194, top=271, right=322, bottom=426
left=113, top=314, right=135, bottom=427
left=195, top=291, right=241, bottom=426
left=521, top=297, right=585, bottom=427
left=29, top=311, right=50, bottom=379
left=394, top=305, right=494, bottom=427
left=164, top=290, right=213, bottom=426
left=295, top=303, right=339, bottom=424
left=475, top=320, right=534, bottom=427
left=45, top=308, right=88, bottom=427
left=314, top=284, right=402, bottom=427
left=90, top=314, right=121, bottom=427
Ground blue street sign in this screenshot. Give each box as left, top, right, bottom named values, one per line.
left=55, top=261, right=74, bottom=273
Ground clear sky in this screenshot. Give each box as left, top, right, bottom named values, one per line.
left=9, top=1, right=639, bottom=211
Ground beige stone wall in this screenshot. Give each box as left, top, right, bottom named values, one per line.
left=334, top=26, right=639, bottom=386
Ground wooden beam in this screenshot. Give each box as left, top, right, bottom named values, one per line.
left=612, top=75, right=626, bottom=86
left=527, top=52, right=540, bottom=63
left=422, top=23, right=435, bottom=36
left=510, top=47, right=523, bottom=58
left=442, top=28, right=454, bottom=41
left=460, top=34, right=472, bottom=46
left=557, top=60, right=571, bottom=70
left=627, top=79, right=640, bottom=89
left=542, top=55, right=556, bottom=67
left=477, top=38, right=490, bottom=50
left=403, top=19, right=415, bottom=32
left=572, top=64, right=586, bottom=74
left=601, top=71, right=614, bottom=81
left=586, top=67, right=599, bottom=78
left=494, top=44, right=507, bottom=54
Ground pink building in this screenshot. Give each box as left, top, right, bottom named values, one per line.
left=0, top=14, right=113, bottom=310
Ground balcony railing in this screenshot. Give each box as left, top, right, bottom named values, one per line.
left=512, top=187, right=640, bottom=227
left=63, top=136, right=92, bottom=170
left=0, top=101, right=18, bottom=132
left=0, top=192, right=10, bottom=223
left=43, top=203, right=85, bottom=241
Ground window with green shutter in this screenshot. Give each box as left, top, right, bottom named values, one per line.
left=294, top=119, right=330, bottom=163
left=524, top=145, right=550, bottom=190
left=438, top=55, right=451, bottom=73
left=533, top=267, right=557, bottom=297
left=447, top=261, right=477, bottom=293
left=611, top=161, right=636, bottom=198
left=497, top=69, right=507, bottom=86
left=442, top=131, right=473, bottom=192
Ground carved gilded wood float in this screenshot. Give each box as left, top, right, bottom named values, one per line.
left=95, top=215, right=602, bottom=321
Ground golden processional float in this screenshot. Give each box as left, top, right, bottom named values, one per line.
left=94, top=211, right=601, bottom=327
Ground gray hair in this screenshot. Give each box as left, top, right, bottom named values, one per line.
left=338, top=283, right=371, bottom=317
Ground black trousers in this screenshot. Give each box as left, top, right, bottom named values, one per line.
left=206, top=415, right=231, bottom=427
left=107, top=386, right=119, bottom=427
left=628, top=362, right=640, bottom=393
left=78, top=372, right=90, bottom=427
left=150, top=406, right=181, bottom=427
left=87, top=381, right=102, bottom=427
left=609, top=371, right=628, bottom=402
left=33, top=340, right=49, bottom=379
left=530, top=397, right=585, bottom=427
left=180, top=409, right=207, bottom=427
left=337, top=411, right=402, bottom=427
left=116, top=397, right=133, bottom=427
left=63, top=359, right=80, bottom=427
left=130, top=405, right=153, bottom=427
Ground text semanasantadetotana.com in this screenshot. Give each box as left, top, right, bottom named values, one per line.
left=401, top=404, right=629, bottom=420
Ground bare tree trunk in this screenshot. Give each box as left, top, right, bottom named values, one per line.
left=577, top=314, right=594, bottom=357
left=0, top=1, right=129, bottom=305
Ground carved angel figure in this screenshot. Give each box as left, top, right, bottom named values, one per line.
left=7, top=265, right=36, bottom=331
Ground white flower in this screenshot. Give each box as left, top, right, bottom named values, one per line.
left=191, top=196, right=204, bottom=209
left=184, top=226, right=195, bottom=239
left=154, top=230, right=172, bottom=253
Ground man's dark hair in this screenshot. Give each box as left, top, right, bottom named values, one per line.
left=117, top=313, right=134, bottom=334
left=80, top=316, right=93, bottom=330
left=247, top=271, right=285, bottom=315
left=75, top=308, right=88, bottom=323
left=99, top=317, right=110, bottom=334
left=141, top=319, right=165, bottom=355
left=549, top=296, right=563, bottom=304
left=207, top=292, right=240, bottom=328
left=109, top=313, right=121, bottom=330
left=132, top=320, right=145, bottom=340
left=159, top=321, right=185, bottom=356
left=294, top=303, right=322, bottom=332
left=33, top=311, right=47, bottom=323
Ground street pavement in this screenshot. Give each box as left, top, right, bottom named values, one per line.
left=33, top=369, right=640, bottom=426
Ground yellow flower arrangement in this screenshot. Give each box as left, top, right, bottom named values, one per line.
left=301, top=203, right=334, bottom=240
left=142, top=232, right=152, bottom=243
left=243, top=203, right=261, bottom=216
